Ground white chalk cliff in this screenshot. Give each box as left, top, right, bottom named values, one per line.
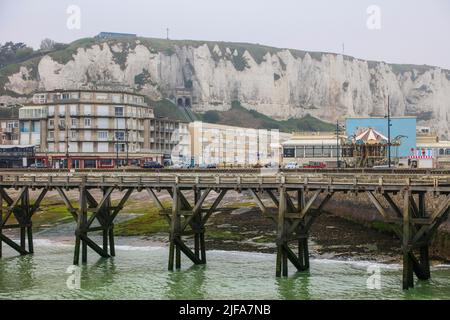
left=2, top=38, right=449, bottom=137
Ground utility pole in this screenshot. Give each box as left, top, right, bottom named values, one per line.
left=115, top=116, right=119, bottom=168
left=166, top=28, right=169, bottom=40
left=65, top=119, right=70, bottom=170
left=126, top=123, right=129, bottom=166
left=336, top=120, right=340, bottom=169
left=387, top=95, right=392, bottom=168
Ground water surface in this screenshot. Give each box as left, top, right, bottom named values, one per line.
left=0, top=239, right=449, bottom=299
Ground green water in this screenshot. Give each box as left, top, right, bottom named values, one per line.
left=0, top=239, right=450, bottom=299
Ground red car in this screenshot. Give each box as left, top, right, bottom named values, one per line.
left=302, top=161, right=326, bottom=169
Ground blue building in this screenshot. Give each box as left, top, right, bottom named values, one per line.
left=345, top=117, right=416, bottom=157
left=96, top=32, right=137, bottom=39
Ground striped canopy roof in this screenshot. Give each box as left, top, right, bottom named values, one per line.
left=354, top=128, right=388, bottom=144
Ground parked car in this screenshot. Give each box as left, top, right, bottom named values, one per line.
left=206, top=163, right=217, bottom=169
left=264, top=162, right=279, bottom=168
left=142, top=161, right=164, bottom=169
left=171, top=163, right=191, bottom=169
left=284, top=162, right=299, bottom=169
left=30, top=162, right=47, bottom=168
left=303, top=161, right=326, bottom=169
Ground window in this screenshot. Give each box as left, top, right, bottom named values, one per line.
left=30, top=121, right=40, bottom=133
left=84, top=118, right=91, bottom=127
left=115, top=143, right=126, bottom=152
left=59, top=119, right=66, bottom=129
left=84, top=159, right=97, bottom=168
left=48, top=131, right=54, bottom=139
left=71, top=131, right=77, bottom=139
left=115, top=131, right=125, bottom=141
left=283, top=147, right=295, bottom=158
left=58, top=105, right=66, bottom=116
left=97, top=105, right=109, bottom=116
left=99, top=159, right=113, bottom=166
left=112, top=94, right=121, bottom=103
left=97, top=118, right=108, bottom=129
left=115, top=106, right=124, bottom=117
left=20, top=122, right=29, bottom=133
left=81, top=92, right=92, bottom=100
left=71, top=118, right=77, bottom=127
left=49, top=119, right=54, bottom=127
left=96, top=93, right=107, bottom=100
left=61, top=93, right=70, bottom=100
left=84, top=105, right=92, bottom=115
left=82, top=142, right=93, bottom=152
left=97, top=131, right=108, bottom=140
left=295, top=147, right=304, bottom=158
left=70, top=105, right=77, bottom=116
left=305, top=146, right=314, bottom=158
left=48, top=105, right=55, bottom=116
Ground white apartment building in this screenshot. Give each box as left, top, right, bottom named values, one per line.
left=20, top=90, right=161, bottom=168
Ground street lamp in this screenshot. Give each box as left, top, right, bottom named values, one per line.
left=115, top=116, right=119, bottom=168
left=385, top=95, right=392, bottom=168
left=335, top=120, right=342, bottom=169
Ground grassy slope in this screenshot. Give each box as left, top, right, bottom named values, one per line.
left=153, top=98, right=334, bottom=132
left=151, top=99, right=191, bottom=121
left=195, top=101, right=335, bottom=132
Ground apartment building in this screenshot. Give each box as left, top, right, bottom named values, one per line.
left=147, top=118, right=190, bottom=165
left=19, top=89, right=162, bottom=168
left=0, top=118, right=19, bottom=145
left=416, top=127, right=450, bottom=168
left=188, top=121, right=290, bottom=166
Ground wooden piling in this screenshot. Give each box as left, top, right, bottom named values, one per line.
left=76, top=183, right=87, bottom=265
left=109, top=225, right=115, bottom=256
left=402, top=190, right=414, bottom=289
left=169, top=186, right=179, bottom=271
left=276, top=187, right=286, bottom=277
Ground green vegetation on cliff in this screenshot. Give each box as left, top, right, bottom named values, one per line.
left=152, top=98, right=334, bottom=133
left=195, top=101, right=335, bottom=132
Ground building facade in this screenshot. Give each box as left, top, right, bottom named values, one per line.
left=19, top=90, right=163, bottom=168
left=147, top=118, right=190, bottom=165
left=188, top=121, right=290, bottom=166
left=281, top=132, right=345, bottom=167
left=0, top=118, right=19, bottom=145
left=416, top=128, right=450, bottom=168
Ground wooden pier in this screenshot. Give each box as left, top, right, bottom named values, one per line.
left=0, top=169, right=449, bottom=290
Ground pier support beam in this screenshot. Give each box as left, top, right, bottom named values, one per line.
left=275, top=188, right=332, bottom=277
left=402, top=190, right=414, bottom=290
left=371, top=190, right=450, bottom=289
left=0, top=187, right=46, bottom=257
left=57, top=182, right=131, bottom=265
left=168, top=187, right=226, bottom=270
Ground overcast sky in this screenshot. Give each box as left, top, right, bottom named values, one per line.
left=1, top=0, right=449, bottom=69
